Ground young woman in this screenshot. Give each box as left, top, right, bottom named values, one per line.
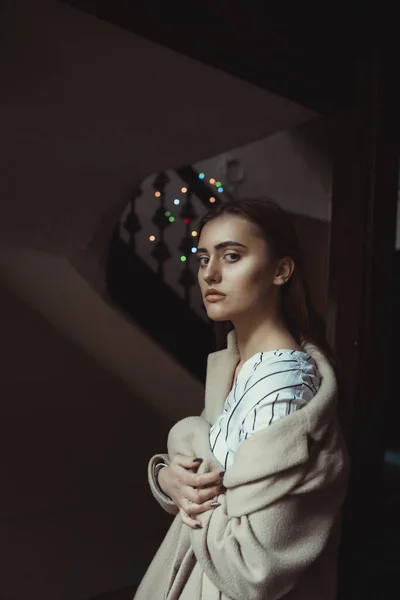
left=134, top=198, right=349, bottom=600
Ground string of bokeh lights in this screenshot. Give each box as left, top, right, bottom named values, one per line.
left=149, top=172, right=224, bottom=263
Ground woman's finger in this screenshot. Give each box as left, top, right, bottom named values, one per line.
left=188, top=498, right=222, bottom=517
left=179, top=507, right=202, bottom=530
left=172, top=454, right=203, bottom=470
left=182, top=498, right=195, bottom=518
left=197, top=483, right=223, bottom=504
left=182, top=469, right=225, bottom=489
left=184, top=483, right=222, bottom=505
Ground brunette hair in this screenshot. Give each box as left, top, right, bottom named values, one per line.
left=198, top=197, right=337, bottom=371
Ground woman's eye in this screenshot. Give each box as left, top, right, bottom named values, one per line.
left=198, top=256, right=209, bottom=266
left=224, top=253, right=240, bottom=262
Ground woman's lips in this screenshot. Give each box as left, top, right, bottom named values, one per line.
left=205, top=294, right=226, bottom=303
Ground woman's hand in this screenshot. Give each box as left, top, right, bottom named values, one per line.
left=158, top=454, right=224, bottom=529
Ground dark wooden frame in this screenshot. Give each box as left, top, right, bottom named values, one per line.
left=327, top=56, right=399, bottom=597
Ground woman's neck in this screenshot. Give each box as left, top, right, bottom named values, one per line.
left=232, top=311, right=300, bottom=363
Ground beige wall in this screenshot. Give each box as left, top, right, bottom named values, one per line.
left=0, top=246, right=206, bottom=599
left=0, top=284, right=171, bottom=599
left=0, top=0, right=314, bottom=288
left=0, top=244, right=205, bottom=424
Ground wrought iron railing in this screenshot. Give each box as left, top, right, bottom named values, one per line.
left=120, top=165, right=224, bottom=309
left=106, top=165, right=225, bottom=379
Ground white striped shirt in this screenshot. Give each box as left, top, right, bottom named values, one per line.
left=209, top=349, right=321, bottom=470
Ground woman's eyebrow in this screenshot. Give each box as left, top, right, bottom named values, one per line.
left=196, top=240, right=248, bottom=253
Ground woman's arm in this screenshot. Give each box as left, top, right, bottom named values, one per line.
left=147, top=409, right=218, bottom=516
left=189, top=448, right=348, bottom=600
left=148, top=453, right=179, bottom=515
left=184, top=372, right=347, bottom=600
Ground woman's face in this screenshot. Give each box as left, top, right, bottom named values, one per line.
left=197, top=214, right=286, bottom=323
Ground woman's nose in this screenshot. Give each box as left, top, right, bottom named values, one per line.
left=203, top=263, right=221, bottom=285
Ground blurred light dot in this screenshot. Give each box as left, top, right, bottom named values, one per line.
left=184, top=218, right=190, bottom=224
left=191, top=230, right=198, bottom=237
left=209, top=178, right=216, bottom=185
left=209, top=197, right=216, bottom=203
left=165, top=211, right=171, bottom=217
left=198, top=172, right=205, bottom=179
left=218, top=186, right=224, bottom=193
left=191, top=247, right=197, bottom=253
left=169, top=216, right=175, bottom=223
left=181, top=187, right=187, bottom=193
left=180, top=255, right=187, bottom=262
left=149, top=235, right=155, bottom=242
left=174, top=198, right=180, bottom=205
left=155, top=191, right=161, bottom=197
left=216, top=181, right=222, bottom=187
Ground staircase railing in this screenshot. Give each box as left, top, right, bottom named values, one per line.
left=106, top=165, right=225, bottom=380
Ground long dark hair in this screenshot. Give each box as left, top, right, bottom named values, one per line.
left=198, top=197, right=337, bottom=372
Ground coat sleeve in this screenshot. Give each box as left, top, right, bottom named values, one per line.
left=190, top=457, right=347, bottom=600
left=148, top=409, right=208, bottom=515
left=147, top=453, right=179, bottom=515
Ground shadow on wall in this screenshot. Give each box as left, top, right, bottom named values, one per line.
left=0, top=282, right=177, bottom=599
left=0, top=243, right=206, bottom=599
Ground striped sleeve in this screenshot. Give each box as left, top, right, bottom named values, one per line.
left=239, top=356, right=317, bottom=441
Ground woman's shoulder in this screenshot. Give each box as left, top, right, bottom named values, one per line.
left=236, top=349, right=321, bottom=399
left=241, top=349, right=318, bottom=377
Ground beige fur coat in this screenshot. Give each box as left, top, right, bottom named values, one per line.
left=134, top=332, right=349, bottom=600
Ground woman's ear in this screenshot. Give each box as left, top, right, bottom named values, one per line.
left=273, top=257, right=295, bottom=286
